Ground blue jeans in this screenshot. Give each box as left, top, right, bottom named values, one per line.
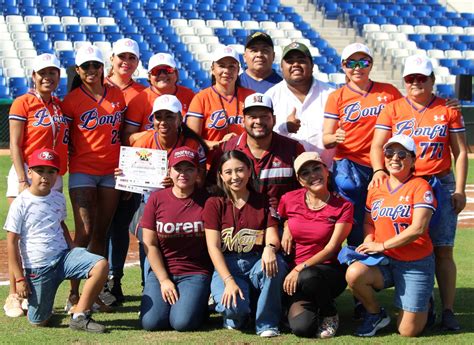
left=140, top=268, right=210, bottom=331
left=211, top=252, right=287, bottom=335
left=333, top=159, right=373, bottom=246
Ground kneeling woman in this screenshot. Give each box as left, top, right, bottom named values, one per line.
left=279, top=152, right=353, bottom=338
left=140, top=147, right=212, bottom=331
left=203, top=150, right=287, bottom=337
left=346, top=135, right=436, bottom=337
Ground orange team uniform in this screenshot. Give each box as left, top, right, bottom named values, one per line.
left=366, top=176, right=436, bottom=261
left=105, top=77, right=146, bottom=105
left=375, top=96, right=465, bottom=176
left=324, top=81, right=402, bottom=166
left=9, top=91, right=69, bottom=175
left=125, top=85, right=195, bottom=131
left=62, top=84, right=126, bottom=175
left=185, top=86, right=255, bottom=142
left=131, top=130, right=207, bottom=165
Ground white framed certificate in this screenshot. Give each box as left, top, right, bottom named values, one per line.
left=115, top=146, right=167, bottom=193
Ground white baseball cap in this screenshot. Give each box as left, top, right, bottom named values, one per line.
left=213, top=46, right=240, bottom=64
left=294, top=151, right=326, bottom=175
left=243, top=93, right=273, bottom=113
left=33, top=53, right=61, bottom=72
left=152, top=94, right=182, bottom=114
left=341, top=43, right=373, bottom=62
left=113, top=38, right=140, bottom=58
left=383, top=134, right=417, bottom=154
left=148, top=53, right=177, bottom=72
left=402, top=54, right=433, bottom=77
left=75, top=45, right=104, bottom=66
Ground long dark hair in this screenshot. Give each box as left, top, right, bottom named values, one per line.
left=216, top=150, right=256, bottom=201
left=70, top=65, right=105, bottom=91
left=180, top=122, right=209, bottom=156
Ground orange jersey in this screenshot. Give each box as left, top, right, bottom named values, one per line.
left=104, top=77, right=146, bottom=105
left=125, top=85, right=195, bottom=131
left=376, top=96, right=465, bottom=176
left=185, top=86, right=255, bottom=142
left=366, top=176, right=436, bottom=261
left=9, top=92, right=69, bottom=175
left=62, top=85, right=126, bottom=175
left=324, top=81, right=402, bottom=166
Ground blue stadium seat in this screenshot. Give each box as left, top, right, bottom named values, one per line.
left=128, top=33, right=144, bottom=43
left=144, top=2, right=158, bottom=10
left=372, top=16, right=387, bottom=25
left=69, top=32, right=87, bottom=41
left=269, top=13, right=286, bottom=22
left=21, top=6, right=38, bottom=16
left=313, top=56, right=328, bottom=65
left=75, top=8, right=92, bottom=17
left=65, top=24, right=82, bottom=34
left=46, top=24, right=64, bottom=33
left=4, top=6, right=20, bottom=15
left=149, top=41, right=169, bottom=52
left=221, top=36, right=237, bottom=45
left=457, top=59, right=473, bottom=69
left=425, top=34, right=442, bottom=42
left=12, top=87, right=30, bottom=97
left=103, top=26, right=120, bottom=34
left=235, top=12, right=252, bottom=21
left=0, top=86, right=10, bottom=99
left=182, top=11, right=200, bottom=20
left=439, top=59, right=456, bottom=69
left=88, top=33, right=106, bottom=41
left=320, top=64, right=338, bottom=74
left=418, top=41, right=434, bottom=50
left=253, top=13, right=269, bottom=21
left=216, top=12, right=234, bottom=20
left=106, top=33, right=124, bottom=41
left=450, top=66, right=467, bottom=75
left=93, top=8, right=110, bottom=17
left=140, top=51, right=154, bottom=65
left=406, top=17, right=421, bottom=26
left=434, top=41, right=451, bottom=50
left=9, top=77, right=28, bottom=89
left=453, top=42, right=468, bottom=51
left=38, top=7, right=56, bottom=16
left=136, top=78, right=149, bottom=87
left=387, top=16, right=403, bottom=25
left=84, top=25, right=101, bottom=34
left=50, top=32, right=68, bottom=41
left=180, top=79, right=196, bottom=90
left=151, top=18, right=168, bottom=28
left=28, top=24, right=45, bottom=33
left=436, top=84, right=454, bottom=98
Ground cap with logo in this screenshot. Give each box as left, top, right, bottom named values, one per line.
left=28, top=148, right=60, bottom=170
left=113, top=38, right=140, bottom=58
left=169, top=146, right=199, bottom=168
left=152, top=94, right=183, bottom=114
left=383, top=134, right=417, bottom=154
left=75, top=45, right=104, bottom=66
left=213, top=46, right=240, bottom=64
left=243, top=93, right=273, bottom=113
left=282, top=42, right=312, bottom=60
left=340, top=42, right=373, bottom=62
left=245, top=32, right=274, bottom=48
left=294, top=151, right=326, bottom=175
left=402, top=54, right=433, bottom=77
left=33, top=53, right=61, bottom=73
left=148, top=53, right=177, bottom=72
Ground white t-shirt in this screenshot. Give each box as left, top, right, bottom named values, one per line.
left=4, top=189, right=68, bottom=268
left=265, top=78, right=336, bottom=167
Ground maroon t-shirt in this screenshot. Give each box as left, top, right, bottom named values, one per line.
left=278, top=188, right=354, bottom=265
left=203, top=191, right=278, bottom=254
left=140, top=188, right=212, bottom=276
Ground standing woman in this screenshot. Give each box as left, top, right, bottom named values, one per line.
left=322, top=43, right=402, bottom=247
left=123, top=53, right=195, bottom=144
left=186, top=46, right=255, bottom=150
left=203, top=150, right=286, bottom=338
left=279, top=152, right=353, bottom=338
left=61, top=45, right=126, bottom=306
left=370, top=55, right=467, bottom=331
left=140, top=147, right=212, bottom=331
left=4, top=53, right=69, bottom=317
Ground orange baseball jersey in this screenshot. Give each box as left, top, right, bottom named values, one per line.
left=376, top=96, right=465, bottom=176
left=61, top=84, right=126, bottom=175
left=9, top=92, right=69, bottom=175
left=185, top=86, right=255, bottom=142
left=125, top=85, right=195, bottom=131
left=104, top=77, right=146, bottom=105
left=131, top=130, right=207, bottom=164
left=365, top=176, right=436, bottom=261
left=324, top=81, right=402, bottom=166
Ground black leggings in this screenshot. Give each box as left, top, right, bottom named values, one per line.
left=287, top=264, right=347, bottom=338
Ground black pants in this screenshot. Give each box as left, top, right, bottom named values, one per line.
left=287, top=264, right=347, bottom=338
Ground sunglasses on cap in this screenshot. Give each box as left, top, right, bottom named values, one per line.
left=383, top=148, right=411, bottom=160
left=404, top=74, right=429, bottom=84
left=344, top=59, right=371, bottom=69
left=79, top=61, right=103, bottom=70
left=149, top=66, right=175, bottom=77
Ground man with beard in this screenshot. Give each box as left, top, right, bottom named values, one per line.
left=265, top=42, right=336, bottom=168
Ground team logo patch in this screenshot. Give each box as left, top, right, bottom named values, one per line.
left=38, top=151, right=54, bottom=161
left=289, top=42, right=299, bottom=49
left=252, top=95, right=263, bottom=103
left=424, top=191, right=433, bottom=203
left=41, top=54, right=52, bottom=61
left=136, top=150, right=152, bottom=161
left=124, top=39, right=134, bottom=47
left=272, top=159, right=281, bottom=168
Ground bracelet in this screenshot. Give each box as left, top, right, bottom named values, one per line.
left=373, top=169, right=387, bottom=175
left=18, top=179, right=28, bottom=183
left=16, top=277, right=26, bottom=283
left=223, top=274, right=234, bottom=284
left=265, top=243, right=276, bottom=252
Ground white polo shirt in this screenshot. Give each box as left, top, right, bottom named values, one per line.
left=265, top=78, right=336, bottom=167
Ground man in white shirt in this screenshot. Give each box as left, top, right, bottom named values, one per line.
left=265, top=42, right=336, bottom=167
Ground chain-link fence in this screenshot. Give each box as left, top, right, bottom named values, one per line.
left=0, top=100, right=12, bottom=149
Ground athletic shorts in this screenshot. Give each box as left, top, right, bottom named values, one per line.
left=69, top=172, right=115, bottom=189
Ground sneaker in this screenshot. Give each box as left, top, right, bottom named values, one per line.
left=3, top=294, right=24, bottom=318
left=65, top=294, right=79, bottom=315
left=356, top=308, right=391, bottom=337
left=441, top=309, right=461, bottom=331
left=259, top=329, right=280, bottom=337
left=353, top=302, right=366, bottom=321
left=317, top=314, right=339, bottom=339
left=92, top=297, right=114, bottom=313
left=108, top=277, right=125, bottom=304
left=69, top=313, right=106, bottom=333
left=425, top=295, right=436, bottom=329
left=98, top=286, right=117, bottom=307
left=21, top=297, right=28, bottom=312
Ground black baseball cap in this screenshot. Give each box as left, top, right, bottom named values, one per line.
left=245, top=32, right=274, bottom=48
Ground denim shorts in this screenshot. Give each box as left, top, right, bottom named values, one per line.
left=69, top=172, right=116, bottom=189
left=428, top=172, right=458, bottom=247
left=379, top=254, right=435, bottom=313
left=24, top=248, right=104, bottom=324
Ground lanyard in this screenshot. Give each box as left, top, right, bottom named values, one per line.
left=213, top=86, right=239, bottom=134
left=32, top=89, right=61, bottom=149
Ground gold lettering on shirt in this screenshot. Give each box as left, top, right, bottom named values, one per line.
left=221, top=227, right=265, bottom=253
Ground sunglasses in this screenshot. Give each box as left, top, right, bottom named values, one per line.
left=404, top=74, right=429, bottom=84
left=384, top=148, right=411, bottom=160
left=79, top=61, right=103, bottom=70
left=344, top=59, right=371, bottom=69
left=149, top=66, right=175, bottom=76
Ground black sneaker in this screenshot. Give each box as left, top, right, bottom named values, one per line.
left=99, top=285, right=117, bottom=307
left=441, top=309, right=461, bottom=331
left=69, top=314, right=106, bottom=333
left=108, top=277, right=125, bottom=304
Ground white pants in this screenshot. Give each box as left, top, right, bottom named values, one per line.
left=6, top=164, right=63, bottom=197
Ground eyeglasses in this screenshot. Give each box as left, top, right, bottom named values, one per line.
left=149, top=66, right=175, bottom=77
left=404, top=74, right=429, bottom=84
left=79, top=61, right=103, bottom=70
left=344, top=59, right=371, bottom=69
left=384, top=148, right=411, bottom=160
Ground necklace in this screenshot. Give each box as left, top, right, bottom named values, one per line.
left=305, top=192, right=331, bottom=211
left=408, top=94, right=435, bottom=129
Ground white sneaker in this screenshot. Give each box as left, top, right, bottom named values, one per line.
left=259, top=329, right=280, bottom=337
left=4, top=294, right=24, bottom=318
left=21, top=297, right=28, bottom=311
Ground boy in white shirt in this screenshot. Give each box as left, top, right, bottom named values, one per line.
left=5, top=148, right=108, bottom=333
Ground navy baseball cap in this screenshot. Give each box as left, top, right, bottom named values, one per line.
left=337, top=246, right=389, bottom=266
